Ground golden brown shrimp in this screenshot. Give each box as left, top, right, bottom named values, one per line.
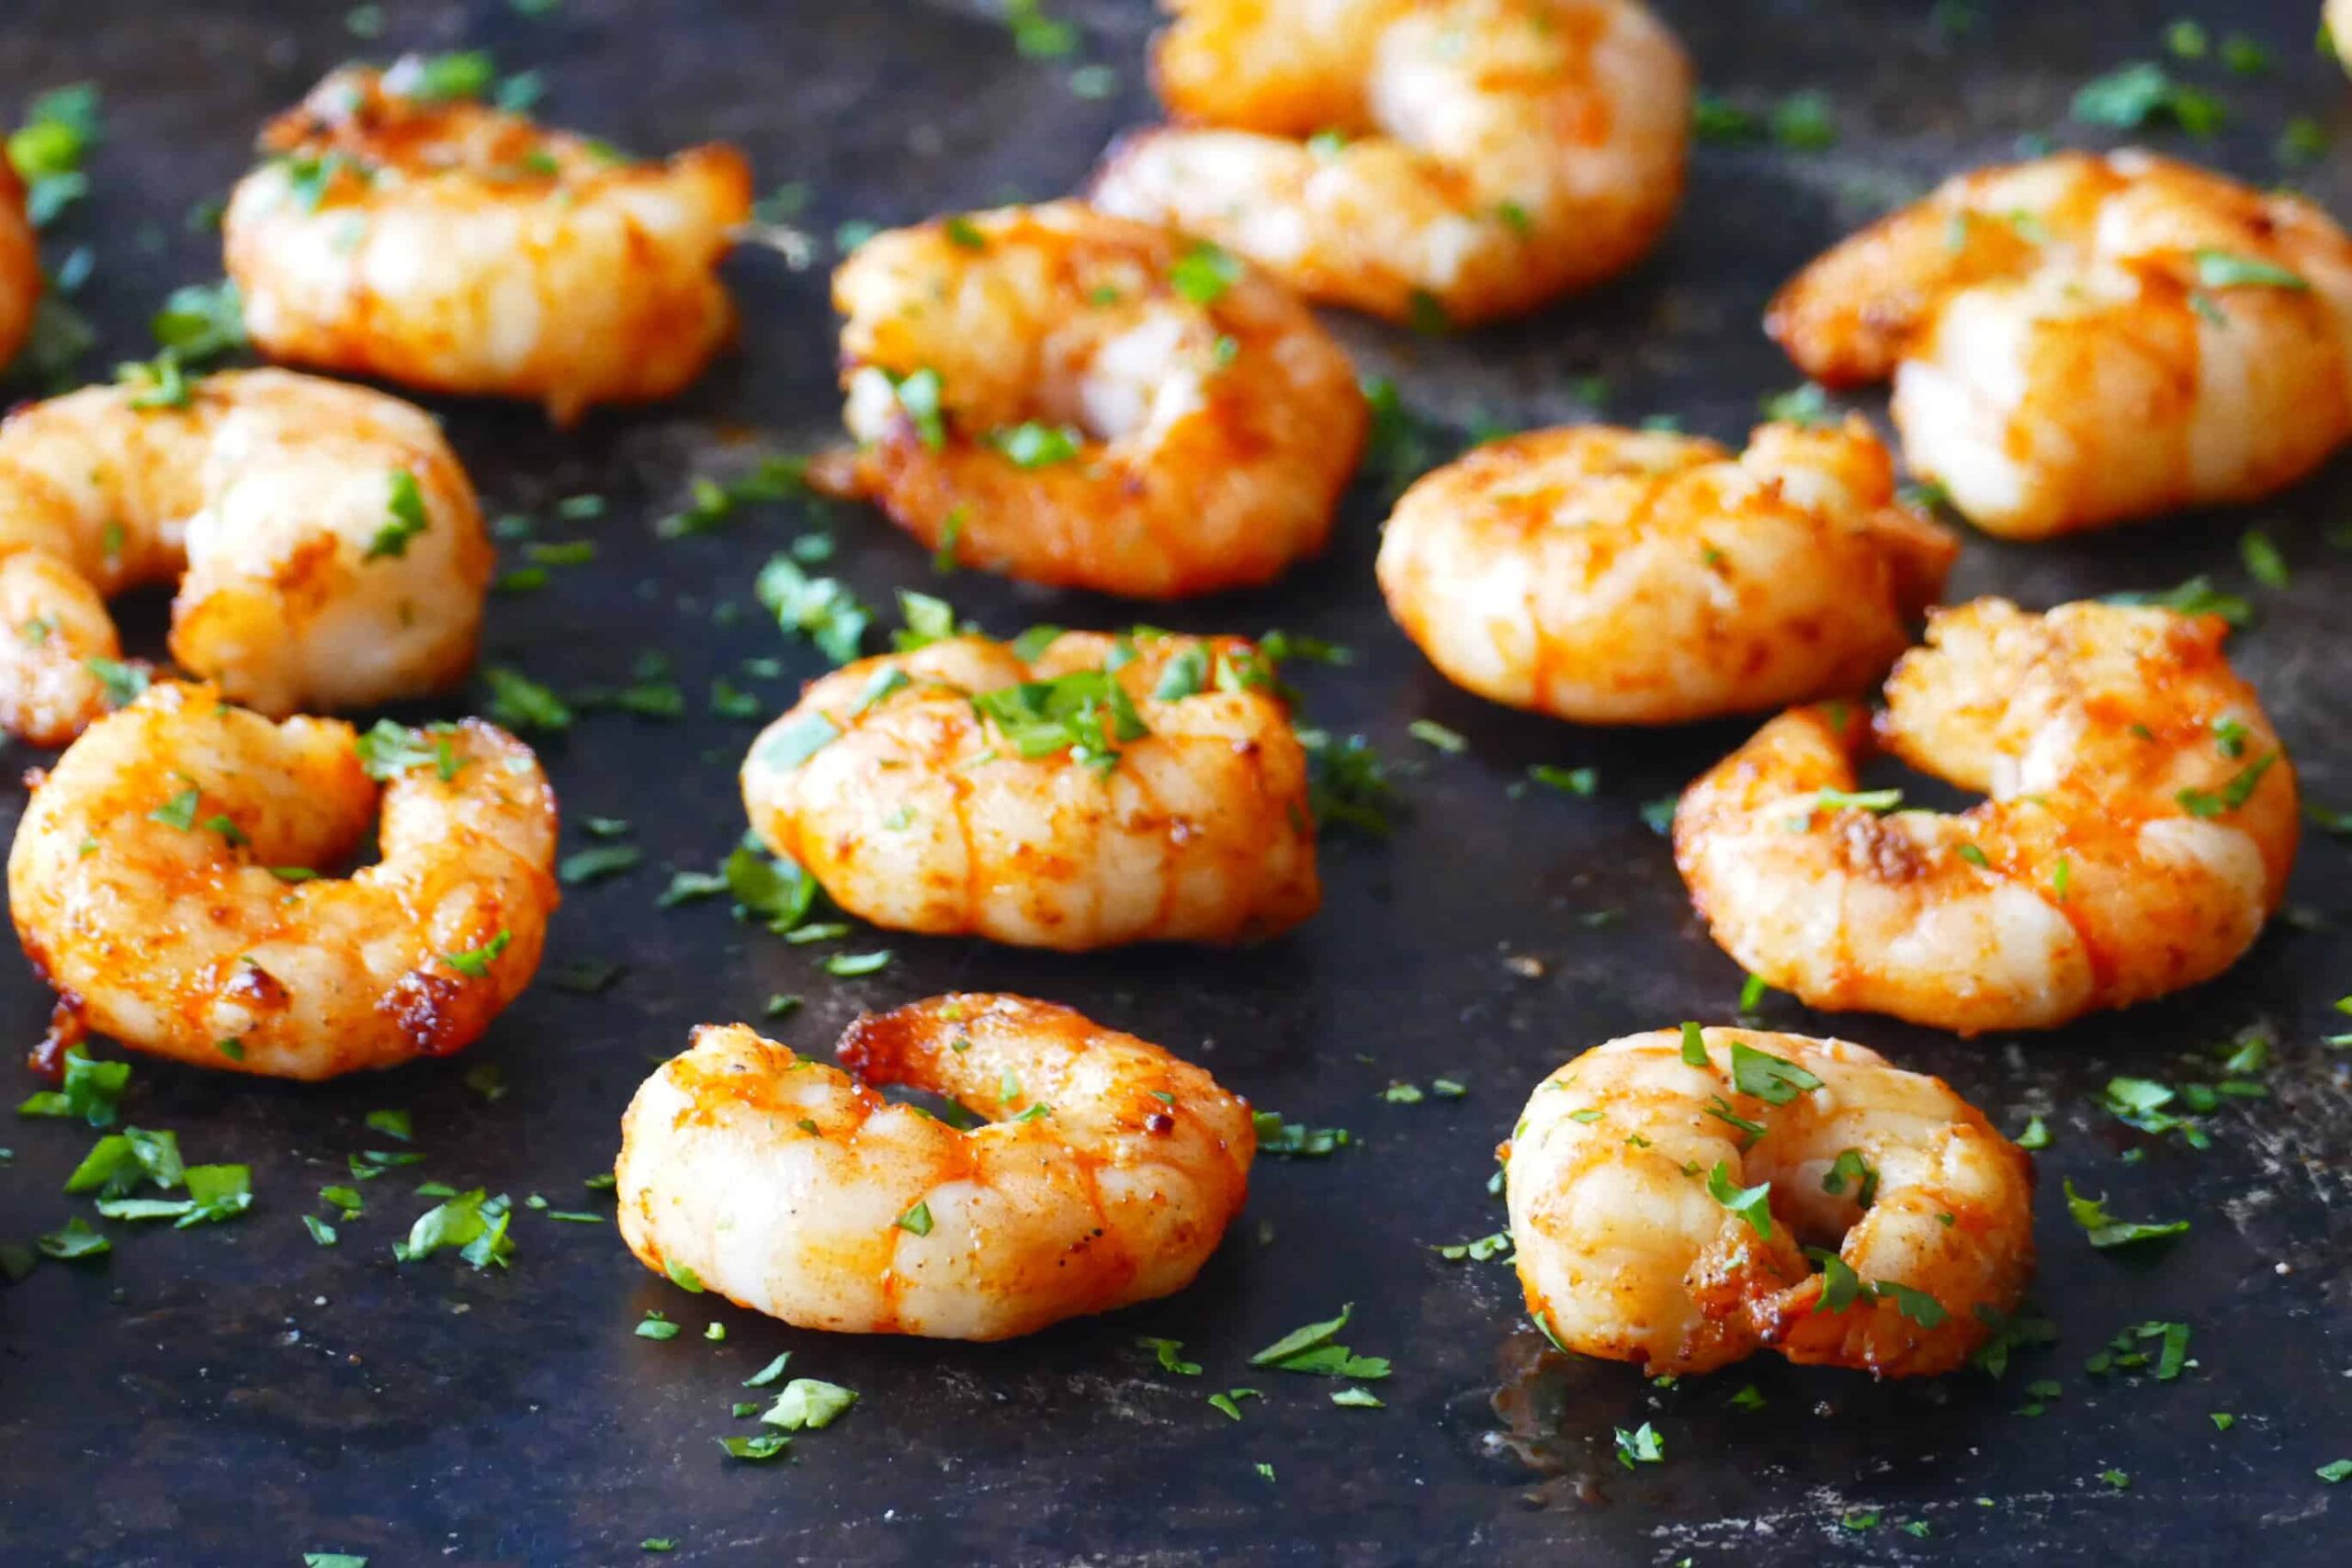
left=1675, top=599, right=2298, bottom=1034
left=1375, top=419, right=1955, bottom=725
left=8, top=681, right=559, bottom=1080
left=0, top=163, right=39, bottom=373
left=1090, top=0, right=1691, bottom=325
left=741, top=630, right=1318, bottom=951
left=1768, top=150, right=2352, bottom=537
left=224, top=62, right=752, bottom=424
left=1505, top=1027, right=2035, bottom=1378
left=616, top=996, right=1257, bottom=1340
left=823, top=201, right=1364, bottom=599
left=0, top=368, right=489, bottom=746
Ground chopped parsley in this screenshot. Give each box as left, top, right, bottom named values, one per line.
left=1527, top=764, right=1597, bottom=796
left=440, top=930, right=513, bottom=978
left=17, top=1047, right=131, bottom=1127
left=2103, top=574, right=2251, bottom=626
left=1706, top=1162, right=1774, bottom=1239
left=391, top=1189, right=513, bottom=1269
left=1613, top=1421, right=1665, bottom=1468
left=754, top=556, right=873, bottom=666
left=1251, top=1111, right=1351, bottom=1157
left=761, top=1379, right=857, bottom=1431
left=2063, top=1179, right=2188, bottom=1248
left=970, top=670, right=1148, bottom=772
left=482, top=667, right=573, bottom=731
left=1170, top=241, right=1243, bottom=306
left=989, top=422, right=1087, bottom=468
left=1408, top=718, right=1466, bottom=754
left=2072, top=62, right=2222, bottom=134
left=1729, top=1042, right=1822, bottom=1105
left=8, top=84, right=101, bottom=229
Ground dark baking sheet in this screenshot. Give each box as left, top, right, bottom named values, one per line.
left=2, top=0, right=2348, bottom=1562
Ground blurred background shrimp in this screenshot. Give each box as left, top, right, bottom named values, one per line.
left=1675, top=600, right=2299, bottom=1033
left=1376, top=418, right=1955, bottom=725
left=616, top=995, right=1257, bottom=1340
left=1769, top=150, right=2352, bottom=537
left=1091, top=0, right=1691, bottom=325
left=741, top=629, right=1319, bottom=951
left=825, top=201, right=1363, bottom=598
left=8, top=682, right=559, bottom=1079
left=225, top=60, right=752, bottom=424
left=1505, top=1027, right=2034, bottom=1378
left=0, top=367, right=490, bottom=746
left=0, top=164, right=38, bottom=373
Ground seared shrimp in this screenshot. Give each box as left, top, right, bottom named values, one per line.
left=1090, top=0, right=1691, bottom=324
left=8, top=681, right=558, bottom=1079
left=224, top=62, right=752, bottom=423
left=616, top=995, right=1256, bottom=1339
left=824, top=201, right=1363, bottom=598
left=1769, top=150, right=2352, bottom=537
left=742, top=630, right=1318, bottom=950
left=1676, top=599, right=2298, bottom=1034
left=0, top=164, right=38, bottom=373
left=1506, top=1028, right=2034, bottom=1378
left=0, top=368, right=489, bottom=746
left=1376, top=419, right=1955, bottom=725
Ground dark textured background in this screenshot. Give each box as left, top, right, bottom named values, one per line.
left=1, top=1, right=2348, bottom=1562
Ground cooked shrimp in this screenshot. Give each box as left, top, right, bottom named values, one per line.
left=0, top=163, right=39, bottom=373
left=1376, top=418, right=1956, bottom=725
left=0, top=368, right=489, bottom=746
left=8, top=681, right=559, bottom=1079
left=224, top=62, right=752, bottom=424
left=1768, top=150, right=2352, bottom=537
left=1675, top=599, right=2298, bottom=1034
left=616, top=995, right=1256, bottom=1340
left=823, top=201, right=1363, bottom=598
left=743, top=630, right=1319, bottom=950
left=1089, top=0, right=1691, bottom=325
left=1505, top=1027, right=2035, bottom=1378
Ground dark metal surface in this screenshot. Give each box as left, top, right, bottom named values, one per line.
left=2, top=1, right=2348, bottom=1562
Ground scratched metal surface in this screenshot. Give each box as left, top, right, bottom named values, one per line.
left=0, top=0, right=2347, bottom=1562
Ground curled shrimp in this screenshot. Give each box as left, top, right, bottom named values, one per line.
left=0, top=368, right=490, bottom=746
left=822, top=201, right=1364, bottom=598
left=1375, top=418, right=1955, bottom=725
left=1089, top=0, right=1691, bottom=325
left=1768, top=150, right=2352, bottom=537
left=742, top=630, right=1319, bottom=950
left=224, top=62, right=753, bottom=424
left=0, top=164, right=37, bottom=373
left=8, top=681, right=559, bottom=1079
left=616, top=995, right=1257, bottom=1340
left=1505, top=1027, right=2035, bottom=1378
left=1675, top=599, right=2298, bottom=1034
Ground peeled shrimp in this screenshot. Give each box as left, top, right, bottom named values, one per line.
left=1769, top=150, right=2352, bottom=537
left=1376, top=419, right=1955, bottom=725
left=824, top=201, right=1363, bottom=598
left=743, top=630, right=1318, bottom=951
left=1505, top=1027, right=2034, bottom=1378
left=224, top=62, right=752, bottom=424
left=1090, top=0, right=1691, bottom=325
left=616, top=995, right=1256, bottom=1340
left=0, top=164, right=38, bottom=373
left=0, top=368, right=489, bottom=746
left=1675, top=599, right=2298, bottom=1034
left=8, top=681, right=559, bottom=1079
